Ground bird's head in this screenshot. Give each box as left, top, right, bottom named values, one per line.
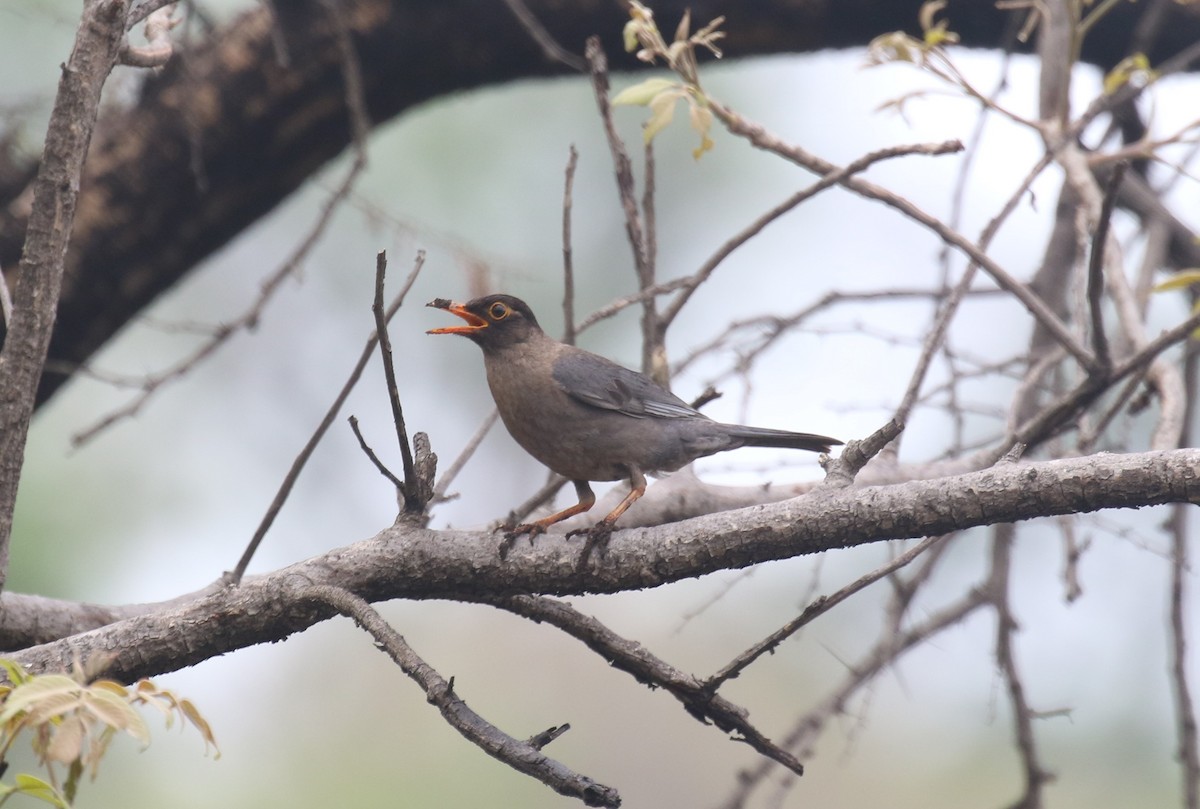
left=426, top=294, right=544, bottom=351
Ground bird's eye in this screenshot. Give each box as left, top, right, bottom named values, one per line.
left=489, top=302, right=510, bottom=320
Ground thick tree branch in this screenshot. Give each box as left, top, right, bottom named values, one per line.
left=3, top=449, right=1195, bottom=682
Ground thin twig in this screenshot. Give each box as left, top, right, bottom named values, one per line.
left=72, top=155, right=368, bottom=448
left=574, top=277, right=693, bottom=334
left=586, top=37, right=652, bottom=328
left=347, top=414, right=405, bottom=492
left=487, top=594, right=806, bottom=776
left=715, top=591, right=989, bottom=808
left=561, top=145, right=579, bottom=346
left=1168, top=340, right=1200, bottom=809
left=987, top=524, right=1051, bottom=807
left=661, top=139, right=965, bottom=330
left=372, top=251, right=421, bottom=512
left=1086, top=162, right=1127, bottom=372
left=432, top=409, right=500, bottom=504
left=707, top=98, right=1094, bottom=369
left=640, top=140, right=666, bottom=383
left=500, top=0, right=586, bottom=71
left=704, top=533, right=946, bottom=691
left=73, top=0, right=371, bottom=447
left=295, top=584, right=619, bottom=807
left=319, top=0, right=371, bottom=150
left=891, top=145, right=1058, bottom=450
left=228, top=253, right=425, bottom=584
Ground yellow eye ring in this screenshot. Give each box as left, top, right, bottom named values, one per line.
left=489, top=302, right=509, bottom=320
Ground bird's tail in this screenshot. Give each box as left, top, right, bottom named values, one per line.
left=720, top=424, right=843, bottom=454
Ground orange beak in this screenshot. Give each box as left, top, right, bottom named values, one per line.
left=426, top=299, right=488, bottom=336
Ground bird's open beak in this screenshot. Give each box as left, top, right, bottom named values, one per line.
left=426, top=299, right=488, bottom=335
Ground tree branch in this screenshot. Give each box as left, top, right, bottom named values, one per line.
left=3, top=449, right=1195, bottom=682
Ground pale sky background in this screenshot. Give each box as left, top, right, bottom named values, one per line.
left=2, top=2, right=1198, bottom=807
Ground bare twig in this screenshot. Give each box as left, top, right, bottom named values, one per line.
left=488, top=594, right=806, bottom=776
left=640, top=140, right=666, bottom=384
left=585, top=37, right=653, bottom=346
left=500, top=0, right=586, bottom=71
left=71, top=155, right=368, bottom=447
left=1086, top=162, right=1127, bottom=372
left=891, top=145, right=1059, bottom=453
left=716, top=591, right=990, bottom=808
left=73, top=0, right=372, bottom=447
left=707, top=98, right=1094, bottom=369
left=574, top=277, right=693, bottom=334
left=372, top=251, right=423, bottom=513
left=1168, top=343, right=1200, bottom=809
left=562, top=145, right=579, bottom=346
left=347, top=414, right=405, bottom=493
left=987, top=523, right=1051, bottom=808
left=229, top=253, right=425, bottom=584
left=318, top=0, right=372, bottom=151
left=661, top=139, right=965, bottom=330
left=296, top=584, right=619, bottom=807
left=703, top=533, right=947, bottom=691
left=432, top=409, right=500, bottom=504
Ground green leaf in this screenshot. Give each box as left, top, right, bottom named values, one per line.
left=1104, top=53, right=1156, bottom=95
left=622, top=19, right=640, bottom=52
left=612, top=77, right=677, bottom=107
left=1152, top=269, right=1200, bottom=293
left=12, top=774, right=69, bottom=809
left=0, top=676, right=80, bottom=725
left=644, top=91, right=679, bottom=143
left=0, top=660, right=30, bottom=687
left=688, top=102, right=714, bottom=159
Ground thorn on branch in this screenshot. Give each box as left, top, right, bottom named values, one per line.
left=526, top=723, right=571, bottom=750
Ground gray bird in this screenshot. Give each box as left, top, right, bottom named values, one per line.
left=428, top=294, right=841, bottom=544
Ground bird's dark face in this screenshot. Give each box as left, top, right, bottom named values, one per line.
left=426, top=294, right=544, bottom=351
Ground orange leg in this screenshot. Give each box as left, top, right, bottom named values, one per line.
left=590, top=466, right=647, bottom=531
left=503, top=479, right=595, bottom=541
left=567, top=467, right=647, bottom=568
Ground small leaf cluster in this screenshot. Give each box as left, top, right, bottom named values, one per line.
left=612, top=2, right=725, bottom=159
left=0, top=660, right=218, bottom=808
left=865, top=1, right=960, bottom=69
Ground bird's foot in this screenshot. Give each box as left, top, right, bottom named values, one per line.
left=566, top=521, right=615, bottom=570
left=497, top=522, right=546, bottom=560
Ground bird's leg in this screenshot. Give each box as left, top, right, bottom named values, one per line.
left=568, top=466, right=647, bottom=567
left=498, top=480, right=596, bottom=558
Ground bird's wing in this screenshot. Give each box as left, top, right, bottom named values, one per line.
left=552, top=350, right=700, bottom=420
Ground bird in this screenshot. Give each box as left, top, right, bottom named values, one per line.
left=427, top=294, right=841, bottom=552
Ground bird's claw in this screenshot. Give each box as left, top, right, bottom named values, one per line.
left=497, top=522, right=546, bottom=560
left=567, top=522, right=615, bottom=570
